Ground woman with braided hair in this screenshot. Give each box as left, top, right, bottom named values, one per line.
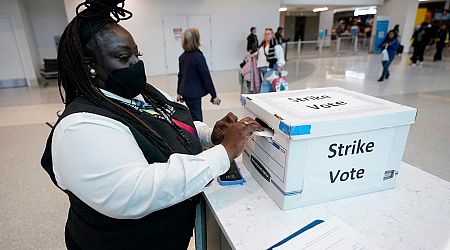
left=40, top=1, right=262, bottom=249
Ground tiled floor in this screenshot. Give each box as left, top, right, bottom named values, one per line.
left=0, top=49, right=449, bottom=249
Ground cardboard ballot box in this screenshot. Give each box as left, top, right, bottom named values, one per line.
left=241, top=87, right=416, bottom=210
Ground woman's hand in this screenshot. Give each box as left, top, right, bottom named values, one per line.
left=211, top=112, right=238, bottom=145
left=176, top=94, right=184, bottom=103
left=211, top=97, right=221, bottom=105
left=221, top=117, right=263, bottom=161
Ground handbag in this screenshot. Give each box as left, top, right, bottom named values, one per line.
left=271, top=70, right=289, bottom=92
left=382, top=48, right=389, bottom=61
left=397, top=44, right=404, bottom=54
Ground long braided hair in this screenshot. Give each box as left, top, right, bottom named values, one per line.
left=58, top=0, right=173, bottom=154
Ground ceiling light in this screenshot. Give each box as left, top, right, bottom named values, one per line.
left=279, top=7, right=288, bottom=12
left=313, top=7, right=328, bottom=13
left=354, top=6, right=377, bottom=16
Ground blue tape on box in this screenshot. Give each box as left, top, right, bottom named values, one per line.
left=278, top=121, right=311, bottom=136
left=240, top=96, right=247, bottom=106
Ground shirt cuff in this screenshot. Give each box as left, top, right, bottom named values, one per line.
left=194, top=121, right=215, bottom=148
left=197, top=144, right=230, bottom=177
left=204, top=128, right=214, bottom=147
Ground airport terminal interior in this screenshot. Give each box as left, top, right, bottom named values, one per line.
left=1, top=0, right=450, bottom=249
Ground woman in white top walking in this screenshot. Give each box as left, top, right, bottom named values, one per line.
left=257, top=28, right=285, bottom=93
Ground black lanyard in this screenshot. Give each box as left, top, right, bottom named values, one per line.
left=118, top=98, right=195, bottom=153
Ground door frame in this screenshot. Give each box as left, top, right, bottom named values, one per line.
left=0, top=15, right=29, bottom=87
left=187, top=13, right=213, bottom=70
left=162, top=13, right=213, bottom=74
left=162, top=14, right=187, bottom=74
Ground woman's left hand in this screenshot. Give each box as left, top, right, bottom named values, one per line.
left=211, top=112, right=238, bottom=145
left=211, top=97, right=221, bottom=105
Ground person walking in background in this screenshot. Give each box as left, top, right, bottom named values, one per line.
left=434, top=23, right=449, bottom=62
left=257, top=28, right=285, bottom=92
left=382, top=24, right=400, bottom=44
left=177, top=28, right=221, bottom=122
left=378, top=30, right=399, bottom=82
left=411, top=22, right=432, bottom=67
left=275, top=26, right=289, bottom=61
left=274, top=26, right=285, bottom=45
left=393, top=24, right=400, bottom=36
left=381, top=24, right=403, bottom=54
left=247, top=27, right=259, bottom=54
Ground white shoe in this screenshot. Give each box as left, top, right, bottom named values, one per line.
left=411, top=63, right=417, bottom=67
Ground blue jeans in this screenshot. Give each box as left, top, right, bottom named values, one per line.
left=259, top=66, right=275, bottom=93
left=381, top=58, right=393, bottom=79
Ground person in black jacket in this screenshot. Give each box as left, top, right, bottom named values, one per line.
left=247, top=27, right=259, bottom=53
left=177, top=28, right=221, bottom=121
left=275, top=26, right=289, bottom=61
left=434, top=23, right=448, bottom=62
left=411, top=22, right=432, bottom=66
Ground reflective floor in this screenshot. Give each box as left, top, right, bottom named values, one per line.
left=0, top=49, right=449, bottom=249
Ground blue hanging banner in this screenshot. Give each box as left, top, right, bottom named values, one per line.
left=374, top=17, right=389, bottom=54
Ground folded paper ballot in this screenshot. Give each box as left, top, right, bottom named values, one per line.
left=253, top=128, right=274, bottom=138
left=271, top=217, right=380, bottom=250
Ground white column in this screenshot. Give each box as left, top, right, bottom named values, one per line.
left=319, top=10, right=333, bottom=47
left=376, top=0, right=419, bottom=53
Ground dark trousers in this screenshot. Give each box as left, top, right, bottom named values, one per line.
left=434, top=43, right=445, bottom=61
left=65, top=229, right=81, bottom=250
left=183, top=96, right=203, bottom=122
left=65, top=227, right=192, bottom=250
left=380, top=59, right=392, bottom=79
left=411, top=44, right=426, bottom=63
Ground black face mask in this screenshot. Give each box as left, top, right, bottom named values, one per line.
left=104, top=60, right=147, bottom=99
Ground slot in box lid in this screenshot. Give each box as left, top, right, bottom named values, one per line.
left=242, top=87, right=417, bottom=140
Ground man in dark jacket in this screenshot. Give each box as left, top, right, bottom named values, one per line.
left=434, top=23, right=448, bottom=62
left=247, top=27, right=259, bottom=53
left=411, top=22, right=432, bottom=66
left=275, top=26, right=289, bottom=60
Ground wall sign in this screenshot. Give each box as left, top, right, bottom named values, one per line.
left=173, top=27, right=183, bottom=41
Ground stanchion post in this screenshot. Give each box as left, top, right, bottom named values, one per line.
left=336, top=37, right=341, bottom=55
left=319, top=38, right=323, bottom=57
left=296, top=40, right=301, bottom=77
left=296, top=39, right=301, bottom=65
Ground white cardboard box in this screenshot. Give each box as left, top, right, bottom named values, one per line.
left=241, top=87, right=416, bottom=210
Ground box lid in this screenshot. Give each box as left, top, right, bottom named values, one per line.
left=242, top=87, right=417, bottom=139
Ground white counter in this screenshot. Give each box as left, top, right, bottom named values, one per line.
left=203, top=161, right=450, bottom=250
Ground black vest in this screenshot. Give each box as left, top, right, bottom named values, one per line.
left=41, top=87, right=203, bottom=250
left=262, top=39, right=277, bottom=68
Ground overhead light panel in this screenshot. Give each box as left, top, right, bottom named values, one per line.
left=279, top=7, right=288, bottom=12
left=313, top=7, right=328, bottom=13
left=354, top=6, right=377, bottom=16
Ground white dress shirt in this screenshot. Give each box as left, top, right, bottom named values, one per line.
left=51, top=88, right=230, bottom=219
